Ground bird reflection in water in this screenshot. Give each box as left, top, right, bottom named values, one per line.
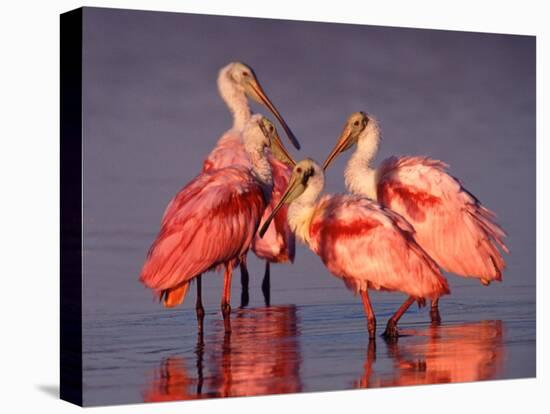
left=143, top=305, right=301, bottom=402
left=355, top=320, right=504, bottom=388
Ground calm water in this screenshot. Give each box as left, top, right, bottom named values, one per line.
left=83, top=293, right=535, bottom=406
left=81, top=7, right=535, bottom=406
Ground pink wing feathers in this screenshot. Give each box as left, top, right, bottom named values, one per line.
left=202, top=129, right=296, bottom=264
left=377, top=156, right=508, bottom=283
left=308, top=194, right=449, bottom=299
left=252, top=156, right=296, bottom=263
left=159, top=131, right=247, bottom=227
left=140, top=166, right=266, bottom=292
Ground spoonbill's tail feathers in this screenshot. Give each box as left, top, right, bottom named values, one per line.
left=160, top=281, right=191, bottom=308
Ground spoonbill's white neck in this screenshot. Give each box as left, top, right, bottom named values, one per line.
left=247, top=149, right=273, bottom=191
left=242, top=116, right=273, bottom=192
left=344, top=122, right=381, bottom=200
left=217, top=65, right=251, bottom=130
left=287, top=170, right=325, bottom=246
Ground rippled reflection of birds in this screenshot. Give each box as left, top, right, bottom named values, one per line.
left=142, top=305, right=301, bottom=402
left=354, top=320, right=504, bottom=388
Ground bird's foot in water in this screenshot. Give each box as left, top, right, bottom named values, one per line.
left=367, top=319, right=377, bottom=340
left=221, top=303, right=231, bottom=317
left=382, top=320, right=399, bottom=341
left=196, top=305, right=205, bottom=330
left=221, top=303, right=232, bottom=333
left=196, top=305, right=205, bottom=320
left=430, top=308, right=442, bottom=325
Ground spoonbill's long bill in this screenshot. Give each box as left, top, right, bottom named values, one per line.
left=204, top=62, right=299, bottom=306
left=140, top=115, right=294, bottom=331
left=259, top=159, right=450, bottom=338
left=323, top=112, right=509, bottom=323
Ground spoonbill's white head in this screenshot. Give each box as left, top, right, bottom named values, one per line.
left=258, top=158, right=324, bottom=238
left=322, top=112, right=381, bottom=170
left=220, top=61, right=301, bottom=150
left=242, top=115, right=296, bottom=167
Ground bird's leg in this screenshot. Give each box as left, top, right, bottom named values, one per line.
left=360, top=290, right=377, bottom=339
left=240, top=257, right=250, bottom=308
left=383, top=296, right=416, bottom=340
left=430, top=297, right=441, bottom=325
left=221, top=265, right=232, bottom=333
left=262, top=261, right=271, bottom=307
left=195, top=274, right=205, bottom=332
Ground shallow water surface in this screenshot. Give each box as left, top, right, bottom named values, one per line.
left=83, top=294, right=535, bottom=406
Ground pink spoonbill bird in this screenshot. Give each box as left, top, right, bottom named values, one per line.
left=140, top=115, right=294, bottom=331
left=203, top=62, right=299, bottom=306
left=259, top=159, right=450, bottom=338
left=322, top=112, right=509, bottom=323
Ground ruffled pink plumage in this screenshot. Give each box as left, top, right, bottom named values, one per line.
left=377, top=156, right=508, bottom=284
left=308, top=194, right=449, bottom=300
left=203, top=130, right=295, bottom=264
left=252, top=157, right=295, bottom=263
left=140, top=166, right=266, bottom=295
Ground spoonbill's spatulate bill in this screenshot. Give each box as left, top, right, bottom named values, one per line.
left=140, top=116, right=293, bottom=332
left=323, top=112, right=509, bottom=323
left=203, top=62, right=299, bottom=306
left=259, top=159, right=450, bottom=338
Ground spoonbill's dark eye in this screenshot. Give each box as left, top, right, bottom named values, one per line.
left=242, top=71, right=249, bottom=77
left=354, top=120, right=360, bottom=126
left=296, top=167, right=302, bottom=173
left=269, top=126, right=274, bottom=132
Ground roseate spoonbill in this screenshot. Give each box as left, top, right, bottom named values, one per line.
left=323, top=112, right=509, bottom=323
left=259, top=159, right=450, bottom=338
left=140, top=115, right=294, bottom=331
left=204, top=62, right=299, bottom=306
